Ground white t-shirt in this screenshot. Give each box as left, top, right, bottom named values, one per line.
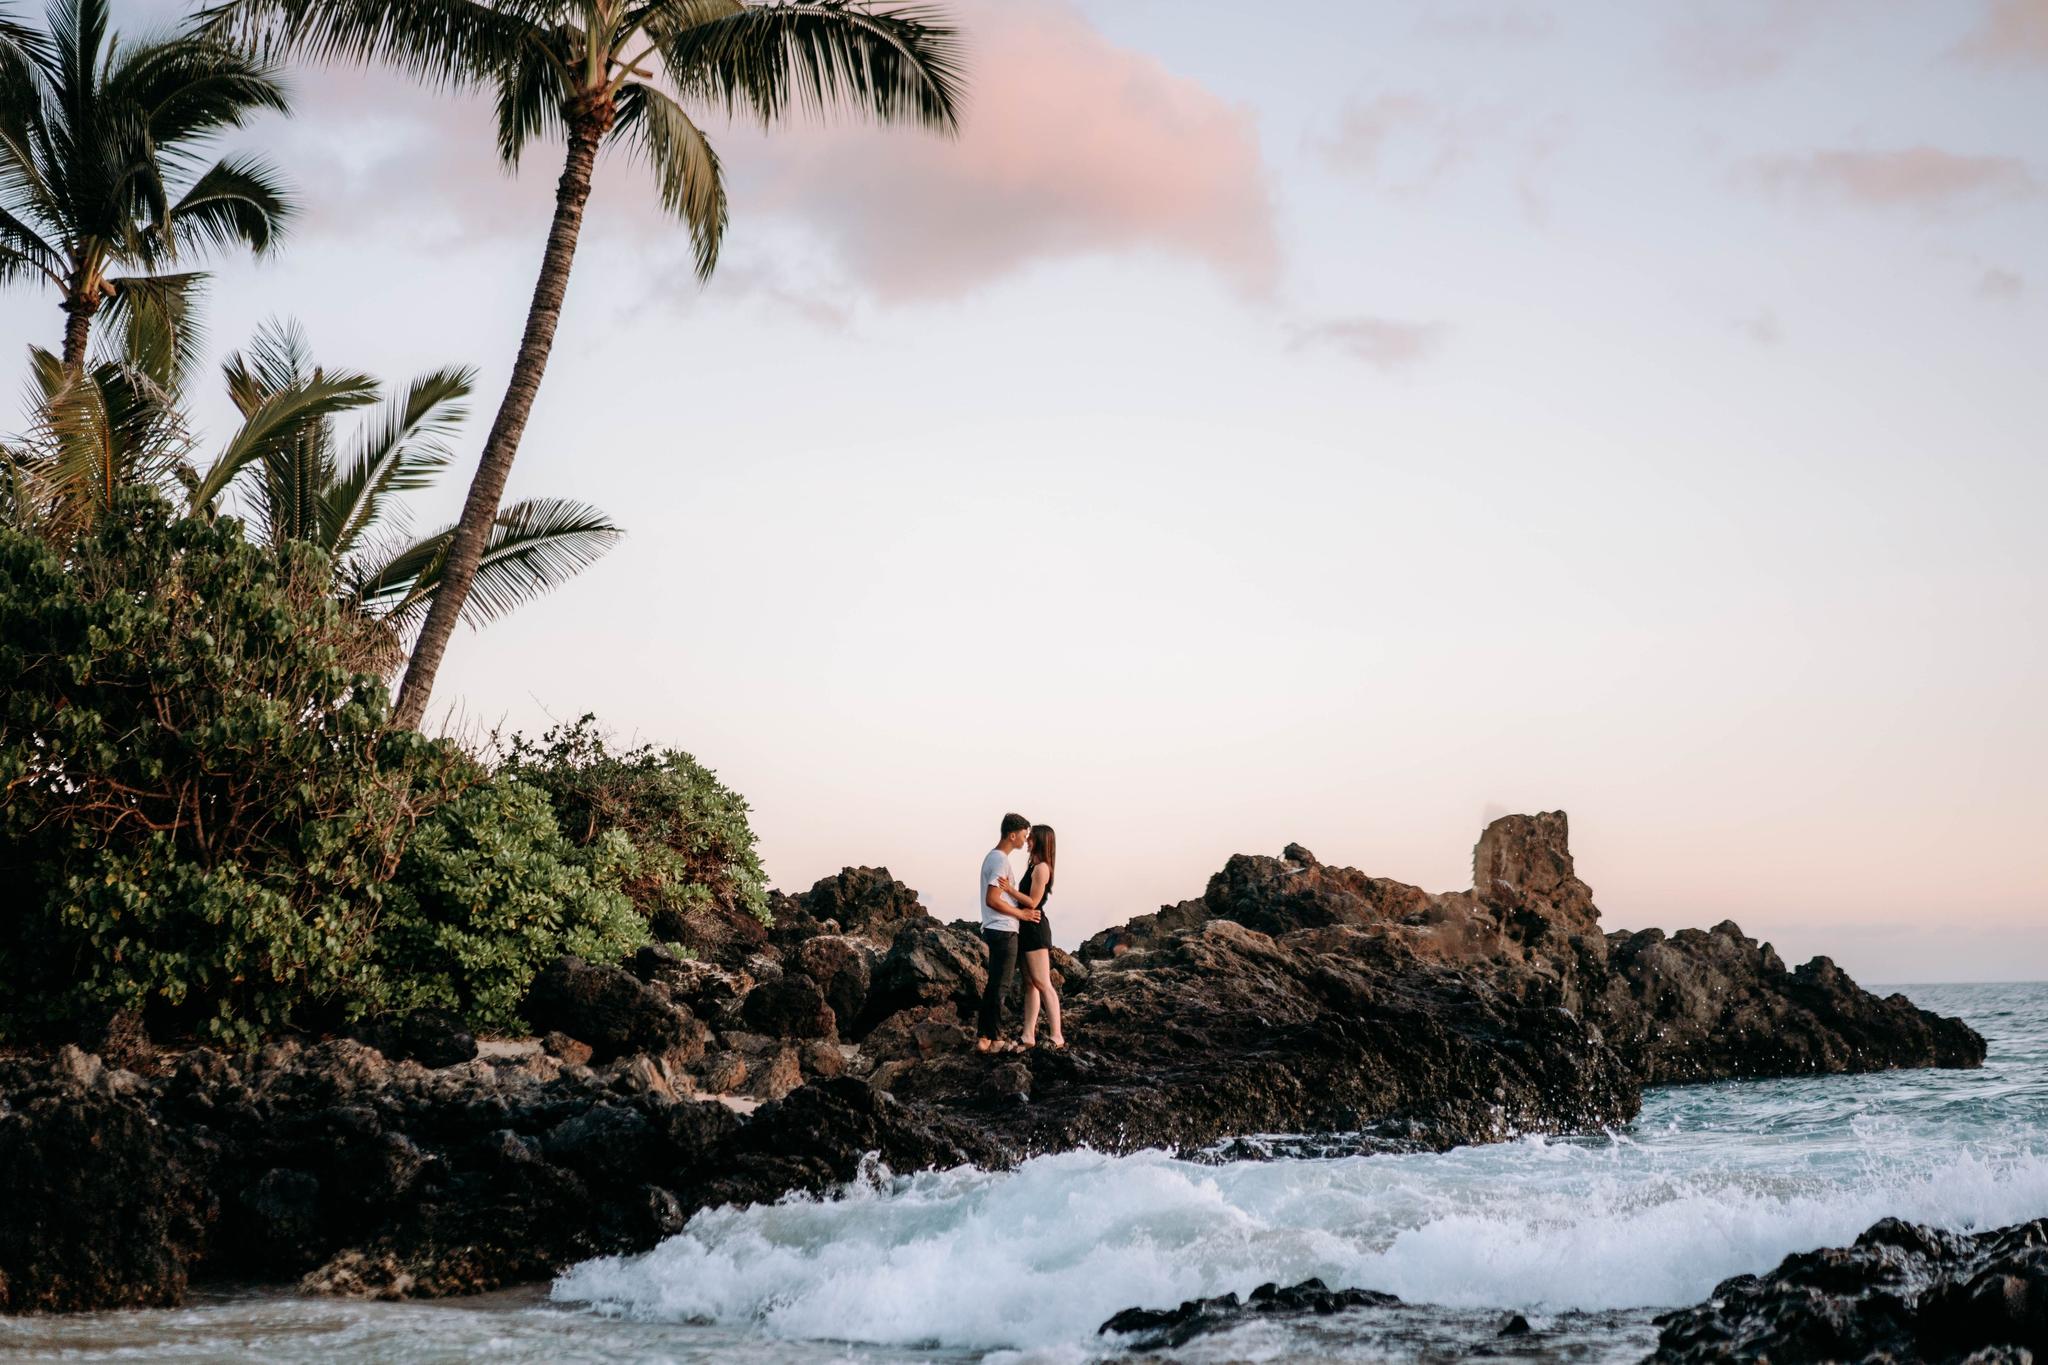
left=980, top=846, right=1021, bottom=933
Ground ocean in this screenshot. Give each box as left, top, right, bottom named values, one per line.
left=7, top=982, right=2044, bottom=1364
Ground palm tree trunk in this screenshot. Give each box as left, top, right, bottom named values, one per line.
left=60, top=296, right=95, bottom=371
left=391, top=107, right=610, bottom=730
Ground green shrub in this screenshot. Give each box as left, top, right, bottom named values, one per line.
left=0, top=492, right=459, bottom=1045
left=500, top=716, right=770, bottom=931
left=371, top=775, right=647, bottom=1032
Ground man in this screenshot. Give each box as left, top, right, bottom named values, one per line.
left=977, top=812, right=1040, bottom=1054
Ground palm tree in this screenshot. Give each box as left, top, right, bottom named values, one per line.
left=189, top=321, right=623, bottom=674
left=205, top=0, right=965, bottom=729
left=3, top=314, right=622, bottom=673
left=0, top=0, right=293, bottom=371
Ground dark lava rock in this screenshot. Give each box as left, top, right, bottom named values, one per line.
left=524, top=956, right=694, bottom=1062
left=1603, top=925, right=1986, bottom=1083
left=0, top=1048, right=213, bottom=1311
left=740, top=972, right=837, bottom=1041
left=794, top=935, right=875, bottom=1030
left=1100, top=1277, right=1401, bottom=1351
left=856, top=920, right=988, bottom=1035
left=1651, top=1216, right=2048, bottom=1364
left=682, top=1077, right=1005, bottom=1209
left=774, top=866, right=928, bottom=948
left=652, top=898, right=769, bottom=969
left=356, top=1010, right=478, bottom=1069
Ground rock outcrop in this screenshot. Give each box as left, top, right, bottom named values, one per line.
left=0, top=1041, right=999, bottom=1312
left=1100, top=1277, right=1402, bottom=1352
left=0, top=813, right=1986, bottom=1314
left=1651, top=1215, right=2048, bottom=1363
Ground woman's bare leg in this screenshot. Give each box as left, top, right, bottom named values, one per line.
left=1023, top=950, right=1061, bottom=1046
left=1021, top=975, right=1042, bottom=1045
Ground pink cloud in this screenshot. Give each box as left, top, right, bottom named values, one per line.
left=1288, top=317, right=1447, bottom=371
left=732, top=0, right=1278, bottom=300
left=1744, top=147, right=2039, bottom=210
left=1955, top=0, right=2048, bottom=67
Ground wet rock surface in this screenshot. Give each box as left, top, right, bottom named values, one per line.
left=1650, top=1215, right=2048, bottom=1364
left=1100, top=1277, right=1403, bottom=1352
left=0, top=812, right=1986, bottom=1313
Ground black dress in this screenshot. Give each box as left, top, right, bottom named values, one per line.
left=1017, top=863, right=1052, bottom=952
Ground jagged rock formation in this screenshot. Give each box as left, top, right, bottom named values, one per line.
left=0, top=818, right=1985, bottom=1312
left=1650, top=1215, right=2048, bottom=1363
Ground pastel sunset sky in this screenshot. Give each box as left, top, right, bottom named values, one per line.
left=5, top=0, right=2044, bottom=981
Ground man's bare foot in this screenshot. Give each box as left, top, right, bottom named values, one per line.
left=976, top=1038, right=996, bottom=1054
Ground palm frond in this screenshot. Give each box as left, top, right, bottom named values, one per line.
left=0, top=1, right=53, bottom=71
left=220, top=314, right=311, bottom=412
left=163, top=152, right=293, bottom=256
left=360, top=495, right=621, bottom=630
left=319, top=362, right=472, bottom=561
left=0, top=202, right=62, bottom=286
left=103, top=31, right=291, bottom=156
left=654, top=1, right=964, bottom=133
left=25, top=354, right=194, bottom=523
left=99, top=269, right=208, bottom=389
left=612, top=80, right=724, bottom=276
left=188, top=362, right=378, bottom=517
left=491, top=22, right=568, bottom=166
left=195, top=0, right=551, bottom=90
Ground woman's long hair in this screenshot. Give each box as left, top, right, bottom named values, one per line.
left=1029, top=824, right=1057, bottom=897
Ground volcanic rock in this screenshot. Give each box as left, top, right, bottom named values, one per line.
left=857, top=920, right=988, bottom=1035
left=523, top=956, right=696, bottom=1062
left=775, top=866, right=929, bottom=947
left=1100, top=1277, right=1402, bottom=1351
left=1651, top=1216, right=2048, bottom=1363
left=0, top=1051, right=213, bottom=1311
left=1603, top=923, right=1986, bottom=1082
left=356, top=1010, right=478, bottom=1069
left=740, top=972, right=836, bottom=1041
left=793, top=935, right=875, bottom=1028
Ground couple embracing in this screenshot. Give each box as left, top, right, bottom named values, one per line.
left=975, top=812, right=1065, bottom=1054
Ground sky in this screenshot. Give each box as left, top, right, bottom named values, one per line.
left=4, top=0, right=2045, bottom=982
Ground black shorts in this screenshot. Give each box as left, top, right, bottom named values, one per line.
left=1017, top=913, right=1051, bottom=953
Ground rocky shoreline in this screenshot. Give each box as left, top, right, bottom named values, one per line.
left=0, top=812, right=1986, bottom=1316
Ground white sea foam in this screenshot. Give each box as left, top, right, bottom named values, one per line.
left=550, top=1124, right=2048, bottom=1352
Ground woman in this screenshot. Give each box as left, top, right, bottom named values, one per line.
left=1002, top=824, right=1065, bottom=1049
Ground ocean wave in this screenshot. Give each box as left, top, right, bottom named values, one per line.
left=550, top=1128, right=2048, bottom=1352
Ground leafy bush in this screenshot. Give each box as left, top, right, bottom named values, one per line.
left=0, top=496, right=739, bottom=1045
left=0, top=492, right=457, bottom=1045
left=500, top=716, right=770, bottom=931
left=371, top=775, right=647, bottom=1032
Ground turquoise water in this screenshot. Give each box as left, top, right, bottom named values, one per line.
left=7, top=983, right=2044, bottom=1363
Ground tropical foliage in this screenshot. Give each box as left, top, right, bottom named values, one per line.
left=0, top=490, right=447, bottom=1044
left=500, top=715, right=771, bottom=931
left=205, top=0, right=966, bottom=726
left=371, top=776, right=647, bottom=1032
left=0, top=492, right=665, bottom=1043
left=0, top=0, right=293, bottom=368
